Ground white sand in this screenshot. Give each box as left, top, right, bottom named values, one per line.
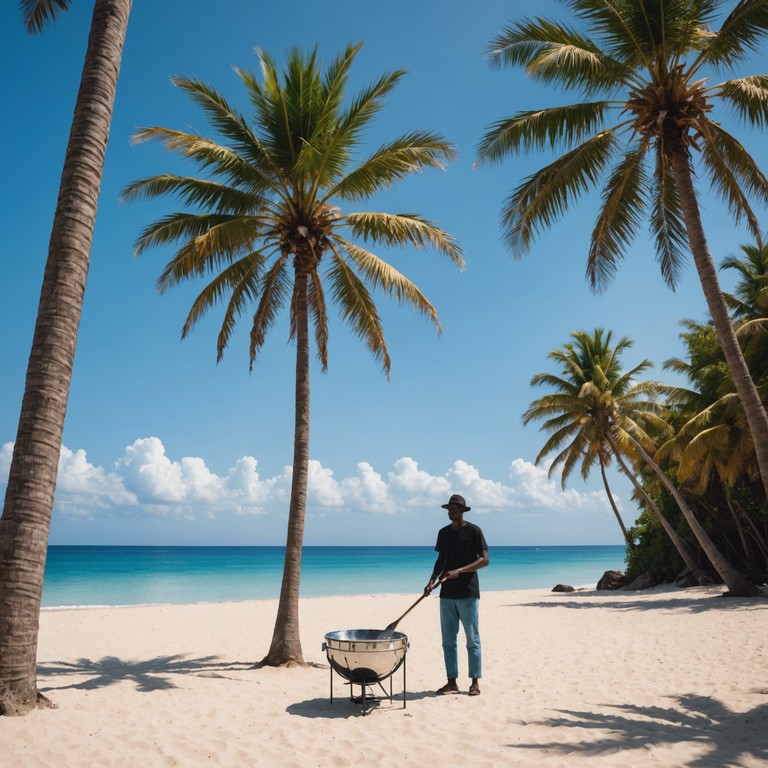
left=3, top=585, right=768, bottom=767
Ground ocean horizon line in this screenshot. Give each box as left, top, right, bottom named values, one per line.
left=42, top=544, right=628, bottom=609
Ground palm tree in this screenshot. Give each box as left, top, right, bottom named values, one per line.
left=480, top=0, right=768, bottom=505
left=523, top=329, right=642, bottom=542
left=0, top=0, right=131, bottom=717
left=124, top=45, right=463, bottom=666
left=523, top=329, right=706, bottom=576
left=722, top=242, right=768, bottom=377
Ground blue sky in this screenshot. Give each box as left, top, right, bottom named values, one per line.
left=3, top=0, right=768, bottom=547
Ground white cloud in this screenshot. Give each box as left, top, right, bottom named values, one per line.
left=341, top=461, right=389, bottom=512
left=0, top=442, right=135, bottom=520
left=0, top=442, right=12, bottom=484
left=0, top=437, right=616, bottom=525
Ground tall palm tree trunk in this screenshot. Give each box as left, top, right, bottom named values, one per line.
left=609, top=437, right=708, bottom=582
left=0, top=0, right=131, bottom=717
left=622, top=429, right=758, bottom=596
left=598, top=456, right=630, bottom=543
left=264, top=273, right=310, bottom=666
left=671, top=150, right=768, bottom=505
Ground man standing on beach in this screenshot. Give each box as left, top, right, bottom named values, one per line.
left=425, top=494, right=489, bottom=697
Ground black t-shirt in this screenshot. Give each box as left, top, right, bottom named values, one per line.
left=433, top=521, right=488, bottom=599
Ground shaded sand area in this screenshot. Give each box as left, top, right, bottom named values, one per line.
left=4, top=585, right=768, bottom=766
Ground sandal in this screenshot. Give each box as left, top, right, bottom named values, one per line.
left=436, top=681, right=460, bottom=695
left=469, top=682, right=481, bottom=696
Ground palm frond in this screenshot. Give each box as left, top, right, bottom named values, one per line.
left=487, top=16, right=630, bottom=93
left=330, top=132, right=456, bottom=202
left=310, top=61, right=407, bottom=196
left=698, top=120, right=768, bottom=241
left=180, top=253, right=265, bottom=343
left=342, top=212, right=464, bottom=267
left=522, top=393, right=587, bottom=423
left=21, top=0, right=70, bottom=33
left=130, top=127, right=268, bottom=191
left=335, top=68, right=405, bottom=146
left=532, top=421, right=587, bottom=466
left=501, top=129, right=617, bottom=256
left=308, top=271, right=329, bottom=370
left=650, top=143, right=689, bottom=288
left=331, top=238, right=440, bottom=330
left=134, top=211, right=233, bottom=256
left=143, top=215, right=262, bottom=291
left=174, top=74, right=289, bottom=193
left=587, top=146, right=648, bottom=292
left=249, top=255, right=291, bottom=368
left=718, top=75, right=768, bottom=128
left=326, top=251, right=390, bottom=376
left=528, top=372, right=580, bottom=393
left=698, top=0, right=768, bottom=69
left=122, top=174, right=266, bottom=215
left=477, top=102, right=611, bottom=165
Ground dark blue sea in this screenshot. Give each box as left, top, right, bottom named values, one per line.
left=41, top=545, right=627, bottom=609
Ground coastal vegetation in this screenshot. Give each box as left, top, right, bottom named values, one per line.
left=524, top=320, right=766, bottom=594
left=625, top=243, right=768, bottom=588
left=123, top=45, right=463, bottom=665
left=0, top=0, right=132, bottom=717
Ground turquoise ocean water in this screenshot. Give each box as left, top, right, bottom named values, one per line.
left=41, top=545, right=627, bottom=609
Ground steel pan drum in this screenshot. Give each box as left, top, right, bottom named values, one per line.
left=323, top=629, right=408, bottom=684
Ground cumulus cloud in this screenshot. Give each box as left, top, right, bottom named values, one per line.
left=0, top=437, right=616, bottom=523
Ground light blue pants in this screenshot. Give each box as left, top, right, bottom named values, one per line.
left=440, top=597, right=481, bottom=679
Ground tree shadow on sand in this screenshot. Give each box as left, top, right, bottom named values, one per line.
left=510, top=693, right=768, bottom=767
left=516, top=593, right=768, bottom=615
left=37, top=654, right=254, bottom=693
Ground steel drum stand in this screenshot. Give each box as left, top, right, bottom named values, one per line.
left=328, top=655, right=407, bottom=716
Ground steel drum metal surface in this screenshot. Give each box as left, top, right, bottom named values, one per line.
left=323, top=629, right=408, bottom=684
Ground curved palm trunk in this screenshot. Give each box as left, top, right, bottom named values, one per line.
left=671, top=150, right=768, bottom=505
left=0, top=0, right=131, bottom=717
left=622, top=429, right=758, bottom=596
left=598, top=455, right=630, bottom=543
left=264, top=273, right=310, bottom=666
left=609, top=437, right=707, bottom=581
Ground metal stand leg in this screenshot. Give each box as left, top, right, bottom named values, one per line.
left=403, top=653, right=407, bottom=709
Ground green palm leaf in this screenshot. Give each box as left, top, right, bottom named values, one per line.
left=332, top=238, right=439, bottom=329
left=478, top=103, right=612, bottom=164
left=342, top=212, right=463, bottom=266
left=330, top=133, right=456, bottom=202
left=248, top=255, right=291, bottom=367
left=326, top=249, right=390, bottom=375
left=502, top=130, right=617, bottom=255
left=587, top=146, right=648, bottom=291
left=487, top=16, right=630, bottom=93
left=698, top=121, right=768, bottom=240
left=650, top=143, right=688, bottom=288
left=698, top=0, right=768, bottom=68
left=20, top=0, right=70, bottom=33
left=122, top=174, right=266, bottom=215
left=308, top=271, right=329, bottom=370
left=130, top=127, right=269, bottom=192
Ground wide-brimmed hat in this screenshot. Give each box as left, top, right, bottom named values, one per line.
left=441, top=494, right=471, bottom=512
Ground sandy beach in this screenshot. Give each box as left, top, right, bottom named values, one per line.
left=3, top=585, right=768, bottom=767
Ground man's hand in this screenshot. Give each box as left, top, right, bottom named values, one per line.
left=445, top=569, right=461, bottom=580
